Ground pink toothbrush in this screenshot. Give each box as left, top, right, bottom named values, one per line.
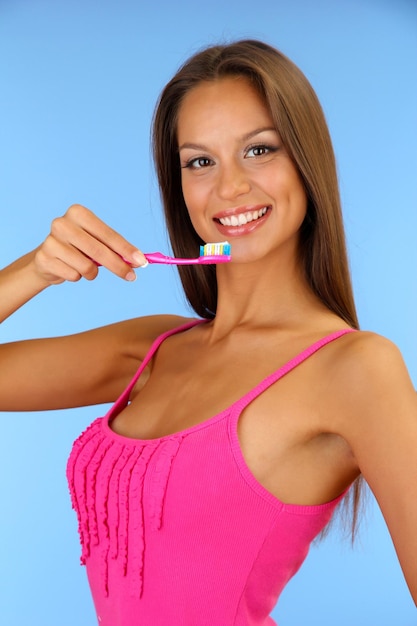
left=143, top=241, right=231, bottom=265
left=93, top=242, right=231, bottom=268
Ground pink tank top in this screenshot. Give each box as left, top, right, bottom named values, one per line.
left=67, top=320, right=355, bottom=625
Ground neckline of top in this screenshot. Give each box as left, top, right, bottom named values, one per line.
left=101, top=322, right=357, bottom=445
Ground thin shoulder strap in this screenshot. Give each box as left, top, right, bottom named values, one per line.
left=112, top=318, right=205, bottom=410
left=235, top=328, right=356, bottom=412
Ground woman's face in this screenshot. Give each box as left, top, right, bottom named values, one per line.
left=176, top=76, right=308, bottom=265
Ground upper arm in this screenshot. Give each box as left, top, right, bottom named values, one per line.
left=0, top=314, right=189, bottom=412
left=333, top=333, right=417, bottom=602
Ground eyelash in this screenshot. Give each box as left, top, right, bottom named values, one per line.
left=245, top=143, right=278, bottom=157
left=181, top=143, right=279, bottom=170
left=182, top=156, right=213, bottom=170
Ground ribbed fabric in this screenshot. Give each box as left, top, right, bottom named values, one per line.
left=67, top=320, right=355, bottom=625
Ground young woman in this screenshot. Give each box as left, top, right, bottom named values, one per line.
left=1, top=40, right=416, bottom=625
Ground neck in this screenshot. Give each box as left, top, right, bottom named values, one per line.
left=209, top=254, right=330, bottom=339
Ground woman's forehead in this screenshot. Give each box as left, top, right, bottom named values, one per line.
left=176, top=77, right=274, bottom=144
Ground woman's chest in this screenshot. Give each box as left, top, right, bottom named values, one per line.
left=109, top=340, right=352, bottom=506
left=111, top=335, right=312, bottom=441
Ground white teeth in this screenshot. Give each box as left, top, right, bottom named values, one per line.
left=218, top=207, right=268, bottom=227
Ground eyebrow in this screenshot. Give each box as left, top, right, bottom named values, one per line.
left=178, top=126, right=278, bottom=152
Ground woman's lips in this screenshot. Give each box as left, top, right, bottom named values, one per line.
left=213, top=205, right=271, bottom=236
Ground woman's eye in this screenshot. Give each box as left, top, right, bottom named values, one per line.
left=184, top=157, right=213, bottom=169
left=246, top=144, right=276, bottom=158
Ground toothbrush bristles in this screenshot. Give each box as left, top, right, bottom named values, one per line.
left=200, top=241, right=231, bottom=256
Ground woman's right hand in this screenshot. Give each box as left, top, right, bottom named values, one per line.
left=0, top=204, right=148, bottom=323
left=33, top=204, right=148, bottom=286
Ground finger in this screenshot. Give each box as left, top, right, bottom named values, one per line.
left=50, top=216, right=138, bottom=280
left=36, top=238, right=99, bottom=283
left=65, top=205, right=147, bottom=268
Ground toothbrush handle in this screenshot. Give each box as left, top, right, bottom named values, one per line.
left=92, top=252, right=230, bottom=267
left=144, top=252, right=230, bottom=265
left=144, top=252, right=193, bottom=265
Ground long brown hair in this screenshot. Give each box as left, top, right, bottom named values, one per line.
left=153, top=39, right=359, bottom=328
left=152, top=39, right=363, bottom=537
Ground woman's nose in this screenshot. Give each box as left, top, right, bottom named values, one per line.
left=215, top=161, right=251, bottom=200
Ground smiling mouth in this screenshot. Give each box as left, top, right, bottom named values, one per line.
left=215, top=206, right=269, bottom=227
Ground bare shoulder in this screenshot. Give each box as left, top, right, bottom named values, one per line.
left=103, top=313, right=197, bottom=360
left=324, top=329, right=417, bottom=440
left=329, top=330, right=414, bottom=396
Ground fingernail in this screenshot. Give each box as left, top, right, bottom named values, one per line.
left=125, top=271, right=137, bottom=282
left=132, top=251, right=147, bottom=267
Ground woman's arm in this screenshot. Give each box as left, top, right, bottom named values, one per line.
left=0, top=204, right=186, bottom=411
left=334, top=333, right=417, bottom=604
left=0, top=315, right=188, bottom=412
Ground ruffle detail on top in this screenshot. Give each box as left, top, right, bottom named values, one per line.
left=66, top=419, right=185, bottom=599
left=148, top=436, right=184, bottom=531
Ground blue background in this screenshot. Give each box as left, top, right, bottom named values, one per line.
left=1, top=0, right=416, bottom=624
